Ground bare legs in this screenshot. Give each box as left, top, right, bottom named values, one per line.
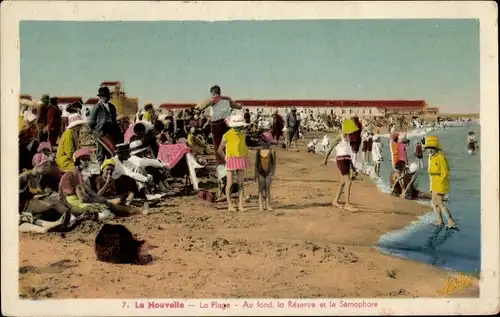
left=226, top=170, right=247, bottom=212
left=333, top=172, right=358, bottom=212
left=237, top=170, right=246, bottom=212
left=226, top=171, right=237, bottom=212
left=374, top=162, right=381, bottom=177
left=258, top=175, right=273, bottom=212
left=432, top=192, right=457, bottom=228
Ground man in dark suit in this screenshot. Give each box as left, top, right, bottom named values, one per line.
left=89, top=87, right=122, bottom=166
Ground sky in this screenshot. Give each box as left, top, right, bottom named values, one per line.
left=20, top=19, right=479, bottom=113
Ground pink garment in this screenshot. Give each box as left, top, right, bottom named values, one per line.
left=32, top=153, right=48, bottom=167
left=124, top=124, right=136, bottom=143
left=261, top=131, right=277, bottom=144
left=157, top=143, right=192, bottom=169
left=226, top=156, right=250, bottom=171
left=37, top=141, right=52, bottom=152
left=397, top=142, right=408, bottom=164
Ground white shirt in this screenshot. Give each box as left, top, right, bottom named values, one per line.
left=335, top=137, right=352, bottom=157
left=128, top=155, right=166, bottom=169
left=371, top=141, right=383, bottom=162
left=111, top=156, right=148, bottom=183
left=211, top=99, right=232, bottom=122
left=102, top=101, right=110, bottom=113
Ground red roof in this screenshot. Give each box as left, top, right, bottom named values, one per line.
left=56, top=96, right=82, bottom=103
left=100, top=81, right=122, bottom=87
left=156, top=99, right=427, bottom=110
left=235, top=100, right=426, bottom=109
left=84, top=98, right=100, bottom=105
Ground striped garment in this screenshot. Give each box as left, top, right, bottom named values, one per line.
left=226, top=156, right=250, bottom=171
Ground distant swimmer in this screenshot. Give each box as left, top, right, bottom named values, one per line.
left=467, top=131, right=478, bottom=155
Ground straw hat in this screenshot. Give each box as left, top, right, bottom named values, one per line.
left=423, top=135, right=441, bottom=149
left=341, top=118, right=359, bottom=135
left=226, top=113, right=249, bottom=128
left=66, top=114, right=87, bottom=129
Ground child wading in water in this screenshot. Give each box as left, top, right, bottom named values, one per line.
left=371, top=134, right=383, bottom=177
left=218, top=113, right=250, bottom=212
left=322, top=118, right=360, bottom=212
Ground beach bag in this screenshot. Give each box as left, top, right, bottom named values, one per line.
left=197, top=190, right=215, bottom=203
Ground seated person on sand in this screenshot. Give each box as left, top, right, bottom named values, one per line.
left=128, top=140, right=171, bottom=193
left=19, top=160, right=73, bottom=233
left=110, top=143, right=158, bottom=203
left=389, top=162, right=447, bottom=201
left=59, top=148, right=116, bottom=221
left=32, top=141, right=54, bottom=168
left=129, top=121, right=160, bottom=158
left=91, top=159, right=151, bottom=216
left=56, top=114, right=87, bottom=172
left=188, top=127, right=213, bottom=155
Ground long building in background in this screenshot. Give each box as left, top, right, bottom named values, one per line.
left=160, top=99, right=438, bottom=117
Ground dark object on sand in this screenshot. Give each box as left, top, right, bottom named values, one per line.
left=95, top=224, right=152, bottom=265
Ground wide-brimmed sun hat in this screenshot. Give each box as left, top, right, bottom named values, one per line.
left=66, top=114, right=87, bottom=129
left=226, top=113, right=249, bottom=128
left=423, top=135, right=441, bottom=149
left=73, top=148, right=94, bottom=161
left=130, top=140, right=149, bottom=155
left=342, top=118, right=359, bottom=135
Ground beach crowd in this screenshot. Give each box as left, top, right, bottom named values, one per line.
left=18, top=84, right=469, bottom=261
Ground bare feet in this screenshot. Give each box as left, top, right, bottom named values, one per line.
left=332, top=202, right=343, bottom=209
left=258, top=207, right=265, bottom=212
left=228, top=206, right=237, bottom=212
left=343, top=204, right=358, bottom=212
left=266, top=205, right=274, bottom=211
left=238, top=206, right=246, bottom=212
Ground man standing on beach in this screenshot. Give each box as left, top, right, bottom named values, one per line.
left=89, top=86, right=122, bottom=166
left=285, top=107, right=300, bottom=151
left=195, top=85, right=242, bottom=165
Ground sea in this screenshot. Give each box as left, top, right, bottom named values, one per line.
left=366, top=124, right=481, bottom=274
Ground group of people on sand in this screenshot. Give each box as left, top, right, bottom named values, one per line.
left=18, top=84, right=284, bottom=233
left=309, top=115, right=469, bottom=230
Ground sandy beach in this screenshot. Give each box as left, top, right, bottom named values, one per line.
left=18, top=135, right=479, bottom=299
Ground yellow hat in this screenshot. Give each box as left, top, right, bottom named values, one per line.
left=342, top=118, right=359, bottom=135
left=100, top=159, right=116, bottom=170
left=424, top=135, right=441, bottom=149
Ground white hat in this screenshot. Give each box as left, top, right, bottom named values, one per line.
left=130, top=140, right=148, bottom=155
left=66, top=114, right=87, bottom=129
left=225, top=113, right=248, bottom=128
left=408, top=162, right=419, bottom=173
left=190, top=127, right=196, bottom=133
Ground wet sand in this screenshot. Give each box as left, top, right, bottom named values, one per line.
left=18, top=138, right=479, bottom=299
